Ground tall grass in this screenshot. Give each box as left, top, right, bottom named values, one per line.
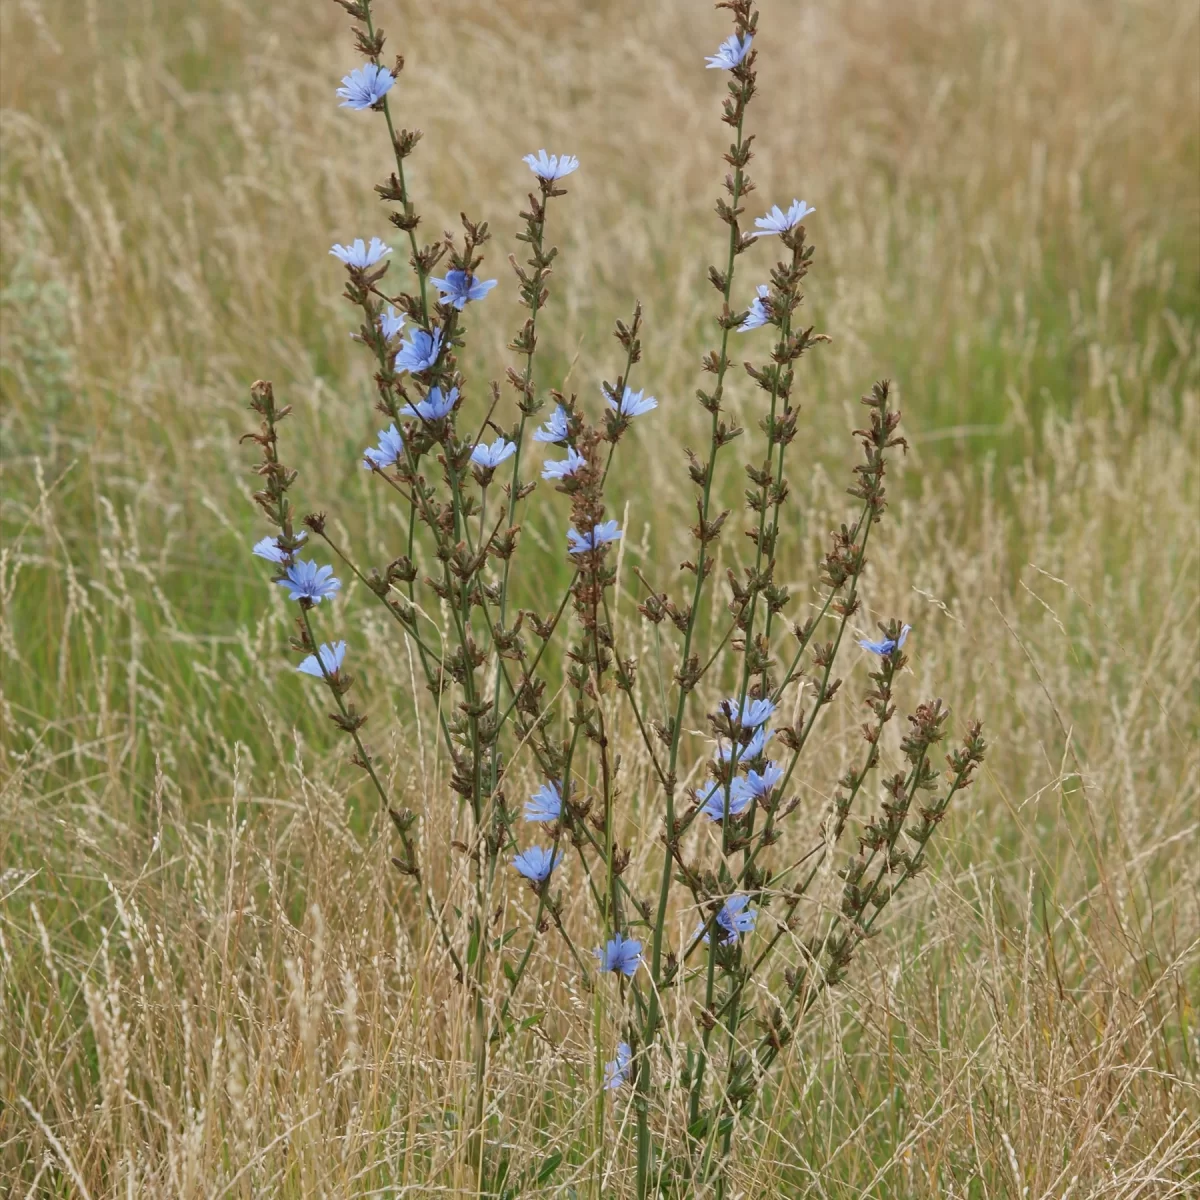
left=1, top=0, right=1197, bottom=1194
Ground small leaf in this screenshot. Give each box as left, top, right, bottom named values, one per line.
left=537, top=1150, right=563, bottom=1183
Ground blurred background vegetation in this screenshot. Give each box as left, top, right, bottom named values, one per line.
left=1, top=0, right=1197, bottom=1195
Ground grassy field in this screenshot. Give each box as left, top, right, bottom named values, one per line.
left=1, top=0, right=1198, bottom=1194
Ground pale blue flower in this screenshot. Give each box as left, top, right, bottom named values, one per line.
left=699, top=781, right=752, bottom=823
left=533, top=405, right=571, bottom=444
left=604, top=1042, right=632, bottom=1090
left=394, top=327, right=443, bottom=375
left=401, top=385, right=457, bottom=422
left=722, top=696, right=776, bottom=729
left=512, top=845, right=563, bottom=883
left=277, top=560, right=341, bottom=604
left=696, top=894, right=758, bottom=946
left=605, top=385, right=658, bottom=418
left=595, top=933, right=642, bottom=977
left=336, top=63, right=395, bottom=110
left=751, top=199, right=815, bottom=238
left=542, top=446, right=587, bottom=480
left=717, top=894, right=758, bottom=942
left=523, top=150, right=580, bottom=180
left=738, top=285, right=771, bottom=332
left=471, top=439, right=517, bottom=469
left=717, top=727, right=773, bottom=763
left=859, top=624, right=911, bottom=656
left=524, top=782, right=562, bottom=823
left=253, top=532, right=306, bottom=563
left=379, top=305, right=405, bottom=341
left=567, top=520, right=622, bottom=554
left=741, top=762, right=784, bottom=797
left=430, top=269, right=498, bottom=310
left=297, top=641, right=347, bottom=678
left=330, top=237, right=392, bottom=267
left=705, top=33, right=753, bottom=70
left=363, top=424, right=404, bottom=470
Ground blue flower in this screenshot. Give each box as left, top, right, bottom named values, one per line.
left=277, top=560, right=342, bottom=604
left=604, top=1042, right=632, bottom=1090
left=605, top=385, right=658, bottom=418
left=751, top=199, right=816, bottom=239
left=363, top=424, right=404, bottom=470
left=379, top=305, right=405, bottom=341
left=524, top=782, right=563, bottom=823
left=336, top=63, right=395, bottom=110
left=717, top=894, right=758, bottom=942
left=595, top=933, right=642, bottom=977
left=738, top=285, right=771, bottom=332
left=742, top=762, right=784, bottom=797
left=512, top=846, right=563, bottom=883
left=330, top=237, right=392, bottom=267
left=430, top=269, right=498, bottom=310
left=717, top=727, right=772, bottom=763
left=471, top=439, right=517, bottom=470
left=533, top=405, right=571, bottom=444
left=394, top=327, right=444, bottom=375
left=401, top=385, right=457, bottom=422
left=722, top=696, right=776, bottom=730
left=542, top=446, right=587, bottom=480
left=297, top=641, right=347, bottom=678
left=523, top=149, right=580, bottom=180
left=696, top=894, right=758, bottom=946
left=253, top=532, right=306, bottom=563
left=705, top=33, right=753, bottom=70
left=567, top=520, right=623, bottom=555
left=859, top=624, right=911, bottom=656
left=699, top=781, right=752, bottom=823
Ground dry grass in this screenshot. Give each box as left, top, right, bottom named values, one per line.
left=1, top=0, right=1198, bottom=1195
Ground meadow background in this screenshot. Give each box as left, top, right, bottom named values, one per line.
left=1, top=0, right=1198, bottom=1195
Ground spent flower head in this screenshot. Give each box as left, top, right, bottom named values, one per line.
left=297, top=641, right=347, bottom=678
left=277, top=560, right=341, bottom=604
left=523, top=149, right=580, bottom=181
left=336, top=63, right=395, bottom=110
left=595, top=933, right=642, bottom=977
left=705, top=33, right=753, bottom=70
left=752, top=199, right=816, bottom=239
left=394, top=327, right=444, bottom=375
left=330, top=237, right=392, bottom=267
